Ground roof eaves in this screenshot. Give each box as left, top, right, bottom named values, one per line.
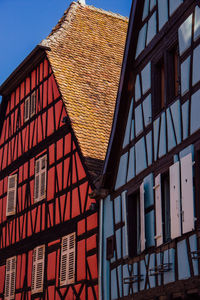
left=0, top=45, right=50, bottom=96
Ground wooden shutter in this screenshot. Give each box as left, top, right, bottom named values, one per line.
left=31, top=245, right=45, bottom=294
left=40, top=156, right=47, bottom=200
left=34, top=155, right=47, bottom=202
left=140, top=183, right=145, bottom=252
left=60, top=232, right=76, bottom=286
left=170, top=161, right=181, bottom=239
left=24, top=97, right=30, bottom=122
left=30, top=91, right=36, bottom=117
left=181, top=153, right=195, bottom=233
left=5, top=256, right=16, bottom=300
left=154, top=174, right=163, bottom=246
left=6, top=174, right=17, bottom=216
left=34, top=160, right=40, bottom=202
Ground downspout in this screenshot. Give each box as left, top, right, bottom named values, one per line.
left=98, top=198, right=104, bottom=300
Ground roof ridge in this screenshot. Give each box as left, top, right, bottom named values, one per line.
left=40, top=2, right=78, bottom=47
left=86, top=5, right=128, bottom=22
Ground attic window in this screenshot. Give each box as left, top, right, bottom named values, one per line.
left=24, top=91, right=36, bottom=122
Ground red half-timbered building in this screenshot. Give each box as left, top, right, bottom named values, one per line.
left=0, top=1, right=128, bottom=299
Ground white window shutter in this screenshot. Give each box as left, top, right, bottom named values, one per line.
left=30, top=91, right=36, bottom=117
left=170, top=161, right=181, bottom=239
left=34, top=155, right=47, bottom=203
left=122, top=191, right=129, bottom=257
left=24, top=97, right=30, bottom=122
left=31, top=245, right=45, bottom=294
left=60, top=233, right=76, bottom=286
left=154, top=174, right=163, bottom=246
left=181, top=153, right=195, bottom=234
left=5, top=256, right=16, bottom=300
left=34, top=160, right=40, bottom=202
left=40, top=156, right=47, bottom=200
left=140, top=183, right=145, bottom=252
left=6, top=174, right=17, bottom=216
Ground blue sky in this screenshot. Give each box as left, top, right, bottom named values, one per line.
left=0, top=0, right=132, bottom=88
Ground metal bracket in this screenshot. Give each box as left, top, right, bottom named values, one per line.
left=191, top=250, right=200, bottom=260
left=149, top=263, right=172, bottom=276
left=123, top=275, right=144, bottom=284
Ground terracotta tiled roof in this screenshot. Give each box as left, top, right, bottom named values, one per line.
left=41, top=1, right=128, bottom=161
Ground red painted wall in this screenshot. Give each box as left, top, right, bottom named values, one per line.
left=0, top=57, right=98, bottom=299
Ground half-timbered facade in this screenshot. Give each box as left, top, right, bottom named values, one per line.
left=0, top=2, right=128, bottom=299
left=99, top=0, right=200, bottom=299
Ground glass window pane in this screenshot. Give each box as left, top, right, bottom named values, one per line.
left=135, top=24, right=147, bottom=59
left=178, top=14, right=192, bottom=55
left=194, top=5, right=200, bottom=41
left=191, top=90, right=200, bottom=134
left=141, top=62, right=151, bottom=95
left=135, top=75, right=141, bottom=102
left=146, top=12, right=157, bottom=45
left=142, top=0, right=149, bottom=20
left=150, top=0, right=156, bottom=11
left=135, top=104, right=143, bottom=136
left=169, top=0, right=183, bottom=16
left=135, top=137, right=147, bottom=175
left=158, top=0, right=168, bottom=30
left=181, top=56, right=191, bottom=95
left=193, top=45, right=200, bottom=86
left=143, top=94, right=152, bottom=127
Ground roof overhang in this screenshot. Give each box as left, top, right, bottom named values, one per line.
left=0, top=45, right=51, bottom=97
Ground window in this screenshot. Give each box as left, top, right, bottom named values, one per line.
left=153, top=46, right=179, bottom=116
left=6, top=174, right=17, bottom=217
left=161, top=171, right=171, bottom=243
left=24, top=91, right=36, bottom=122
left=127, top=184, right=145, bottom=257
left=31, top=245, right=45, bottom=294
left=60, top=232, right=76, bottom=286
left=106, top=236, right=115, bottom=260
left=127, top=190, right=140, bottom=257
left=4, top=256, right=16, bottom=300
left=34, top=155, right=47, bottom=202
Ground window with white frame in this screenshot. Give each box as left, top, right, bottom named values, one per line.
left=155, top=153, right=195, bottom=247
left=24, top=91, right=36, bottom=122
left=6, top=174, right=17, bottom=217
left=31, top=245, right=45, bottom=294
left=4, top=256, right=16, bottom=300
left=60, top=232, right=76, bottom=286
left=34, top=155, right=47, bottom=202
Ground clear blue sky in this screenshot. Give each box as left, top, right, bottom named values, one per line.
left=0, top=0, right=132, bottom=89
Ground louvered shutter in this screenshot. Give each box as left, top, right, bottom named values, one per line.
left=40, top=156, right=47, bottom=200
left=60, top=233, right=76, bottom=286
left=34, top=155, right=47, bottom=202
left=122, top=191, right=129, bottom=257
left=140, top=183, right=145, bottom=252
left=170, top=161, right=181, bottom=239
left=24, top=97, right=30, bottom=122
left=31, top=245, right=45, bottom=294
left=181, top=153, right=195, bottom=234
left=6, top=174, right=17, bottom=216
left=30, top=91, right=36, bottom=117
left=154, top=174, right=163, bottom=246
left=5, top=256, right=16, bottom=300
left=34, top=160, right=40, bottom=202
